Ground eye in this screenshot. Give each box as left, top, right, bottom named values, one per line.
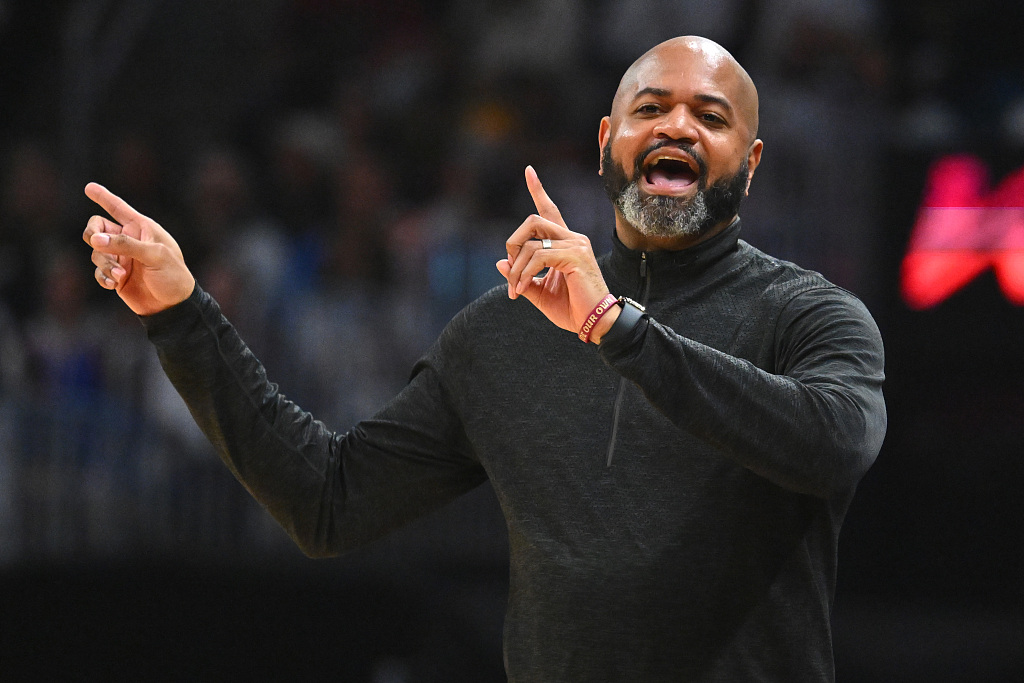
left=636, top=103, right=662, bottom=115
left=700, top=112, right=727, bottom=126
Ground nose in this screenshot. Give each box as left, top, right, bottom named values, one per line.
left=652, top=105, right=699, bottom=143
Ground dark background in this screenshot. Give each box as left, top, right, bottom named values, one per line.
left=2, top=1, right=1023, bottom=680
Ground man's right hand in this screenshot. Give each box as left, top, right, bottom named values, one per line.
left=496, top=166, right=619, bottom=342
left=82, top=182, right=196, bottom=316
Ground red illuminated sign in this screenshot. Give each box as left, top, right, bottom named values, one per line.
left=901, top=154, right=1024, bottom=309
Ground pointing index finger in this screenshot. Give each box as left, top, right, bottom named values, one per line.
left=85, top=182, right=143, bottom=225
left=525, top=165, right=565, bottom=227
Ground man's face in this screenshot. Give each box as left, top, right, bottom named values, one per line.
left=599, top=38, right=762, bottom=243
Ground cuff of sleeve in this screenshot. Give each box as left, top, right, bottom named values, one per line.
left=598, top=299, right=647, bottom=352
left=138, top=283, right=205, bottom=340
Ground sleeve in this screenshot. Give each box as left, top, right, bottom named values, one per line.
left=141, top=286, right=487, bottom=558
left=598, top=286, right=887, bottom=498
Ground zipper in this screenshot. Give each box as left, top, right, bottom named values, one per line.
left=606, top=252, right=651, bottom=467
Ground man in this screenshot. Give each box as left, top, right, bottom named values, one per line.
left=84, top=36, right=885, bottom=682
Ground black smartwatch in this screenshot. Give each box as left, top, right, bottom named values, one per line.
left=602, top=296, right=646, bottom=342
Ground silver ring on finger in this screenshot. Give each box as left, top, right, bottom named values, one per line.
left=541, top=238, right=552, bottom=249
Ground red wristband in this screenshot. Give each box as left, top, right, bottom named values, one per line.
left=578, top=293, right=618, bottom=343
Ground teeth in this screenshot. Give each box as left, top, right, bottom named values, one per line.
left=653, top=155, right=696, bottom=172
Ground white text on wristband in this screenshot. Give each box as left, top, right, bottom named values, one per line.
left=578, top=294, right=619, bottom=343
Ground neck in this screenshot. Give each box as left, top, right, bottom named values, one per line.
left=613, top=214, right=736, bottom=252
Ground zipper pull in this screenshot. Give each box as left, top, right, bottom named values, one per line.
left=640, top=252, right=647, bottom=279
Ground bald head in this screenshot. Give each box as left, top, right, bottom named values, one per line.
left=613, top=36, right=759, bottom=143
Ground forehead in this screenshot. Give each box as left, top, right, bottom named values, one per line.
left=611, top=40, right=755, bottom=131
left=620, top=47, right=734, bottom=105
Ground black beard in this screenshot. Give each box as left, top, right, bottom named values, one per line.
left=601, top=142, right=749, bottom=239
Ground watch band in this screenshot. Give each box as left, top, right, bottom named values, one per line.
left=617, top=296, right=645, bottom=312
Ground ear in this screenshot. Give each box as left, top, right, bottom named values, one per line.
left=598, top=116, right=611, bottom=176
left=744, top=139, right=763, bottom=195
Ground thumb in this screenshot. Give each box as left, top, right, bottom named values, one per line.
left=496, top=258, right=516, bottom=299
left=89, top=230, right=162, bottom=265
left=496, top=257, right=549, bottom=307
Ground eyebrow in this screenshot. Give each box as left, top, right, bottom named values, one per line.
left=694, top=93, right=734, bottom=114
left=631, top=88, right=734, bottom=114
left=632, top=87, right=671, bottom=101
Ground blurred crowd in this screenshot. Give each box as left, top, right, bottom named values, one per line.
left=1, top=0, right=1021, bottom=567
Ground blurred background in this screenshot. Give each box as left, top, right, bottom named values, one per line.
left=1, top=0, right=1023, bottom=680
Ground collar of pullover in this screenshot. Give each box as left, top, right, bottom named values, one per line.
left=605, top=217, right=742, bottom=292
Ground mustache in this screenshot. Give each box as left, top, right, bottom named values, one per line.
left=633, top=141, right=709, bottom=182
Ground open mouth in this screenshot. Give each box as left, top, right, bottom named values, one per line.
left=642, top=154, right=700, bottom=194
